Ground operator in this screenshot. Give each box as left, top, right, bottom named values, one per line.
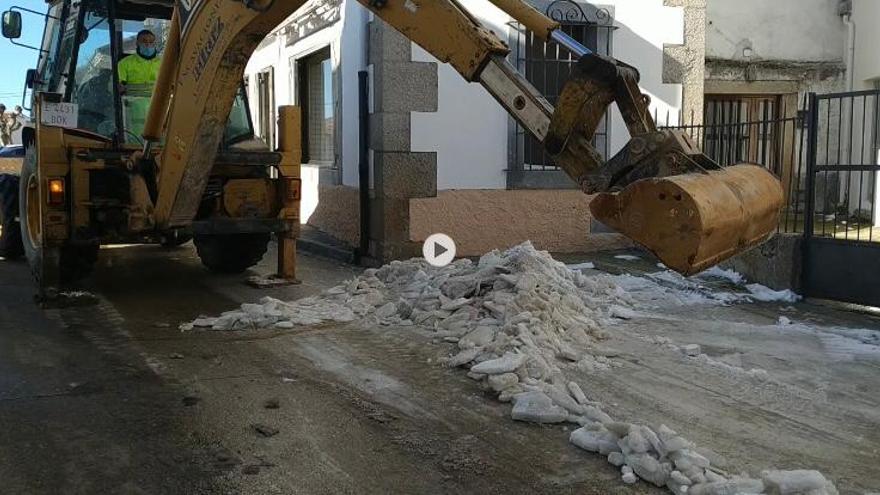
left=118, top=29, right=161, bottom=88
left=117, top=29, right=161, bottom=139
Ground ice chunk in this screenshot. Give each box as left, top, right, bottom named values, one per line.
left=583, top=405, right=613, bottom=424
left=640, top=426, right=664, bottom=457
left=670, top=470, right=692, bottom=486
left=459, top=326, right=496, bottom=348
left=447, top=347, right=483, bottom=368
left=375, top=301, right=398, bottom=318
left=569, top=427, right=621, bottom=455
left=487, top=373, right=519, bottom=392
left=610, top=305, right=637, bottom=320
left=624, top=426, right=651, bottom=453
left=698, top=266, right=746, bottom=285
left=192, top=317, right=217, bottom=328
left=626, top=453, right=672, bottom=487
left=621, top=465, right=638, bottom=484
left=567, top=381, right=589, bottom=405
left=746, top=283, right=801, bottom=303
left=689, top=478, right=764, bottom=495
left=682, top=344, right=702, bottom=357
left=511, top=391, right=568, bottom=424
left=762, top=470, right=838, bottom=495
left=471, top=352, right=527, bottom=375
left=607, top=452, right=625, bottom=466
left=567, top=262, right=596, bottom=271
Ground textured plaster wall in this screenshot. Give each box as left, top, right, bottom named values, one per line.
left=662, top=0, right=706, bottom=126
left=707, top=0, right=844, bottom=63
left=409, top=190, right=631, bottom=256
left=704, top=0, right=846, bottom=95
left=852, top=0, right=880, bottom=88
left=307, top=185, right=361, bottom=247
left=705, top=59, right=845, bottom=94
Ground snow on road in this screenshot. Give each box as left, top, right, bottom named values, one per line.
left=184, top=243, right=870, bottom=494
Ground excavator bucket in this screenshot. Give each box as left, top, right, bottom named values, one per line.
left=590, top=164, right=784, bottom=276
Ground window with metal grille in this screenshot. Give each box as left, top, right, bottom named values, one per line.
left=508, top=1, right=615, bottom=189
left=297, top=47, right=335, bottom=165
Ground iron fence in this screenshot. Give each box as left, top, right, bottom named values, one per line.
left=660, top=91, right=880, bottom=242
left=659, top=95, right=811, bottom=235
left=805, top=90, right=880, bottom=243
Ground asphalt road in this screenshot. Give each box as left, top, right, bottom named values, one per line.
left=0, top=244, right=658, bottom=495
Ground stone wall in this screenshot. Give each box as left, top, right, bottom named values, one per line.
left=721, top=234, right=803, bottom=292
left=368, top=20, right=439, bottom=261
left=663, top=0, right=707, bottom=125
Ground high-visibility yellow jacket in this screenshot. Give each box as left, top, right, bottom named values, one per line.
left=117, top=53, right=161, bottom=86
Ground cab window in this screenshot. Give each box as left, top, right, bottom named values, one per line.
left=36, top=2, right=65, bottom=92
left=71, top=5, right=116, bottom=136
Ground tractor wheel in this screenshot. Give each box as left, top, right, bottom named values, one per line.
left=19, top=147, right=98, bottom=291
left=0, top=173, right=23, bottom=259
left=193, top=233, right=270, bottom=273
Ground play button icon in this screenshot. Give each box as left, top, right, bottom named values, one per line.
left=423, top=233, right=456, bottom=267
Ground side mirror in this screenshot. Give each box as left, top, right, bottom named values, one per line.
left=2, top=11, right=22, bottom=40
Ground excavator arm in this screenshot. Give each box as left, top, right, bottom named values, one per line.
left=146, top=0, right=783, bottom=275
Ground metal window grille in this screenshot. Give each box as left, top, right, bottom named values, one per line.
left=508, top=1, right=615, bottom=188
left=296, top=48, right=335, bottom=165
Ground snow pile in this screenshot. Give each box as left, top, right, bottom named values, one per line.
left=184, top=242, right=835, bottom=493
left=698, top=266, right=746, bottom=285
left=745, top=283, right=800, bottom=303
left=568, top=422, right=837, bottom=494
left=643, top=269, right=800, bottom=305
left=183, top=297, right=359, bottom=331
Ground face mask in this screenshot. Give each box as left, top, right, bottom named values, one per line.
left=137, top=45, right=157, bottom=59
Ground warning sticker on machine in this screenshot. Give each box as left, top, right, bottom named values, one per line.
left=40, top=102, right=78, bottom=129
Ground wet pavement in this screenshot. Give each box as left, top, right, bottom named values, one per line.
left=0, top=243, right=878, bottom=494
left=0, top=244, right=658, bottom=494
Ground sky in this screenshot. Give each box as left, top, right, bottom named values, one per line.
left=0, top=1, right=49, bottom=110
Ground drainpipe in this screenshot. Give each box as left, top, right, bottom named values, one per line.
left=840, top=4, right=856, bottom=211
left=842, top=12, right=855, bottom=91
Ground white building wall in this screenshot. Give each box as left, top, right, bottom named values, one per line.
left=850, top=0, right=880, bottom=224
left=852, top=0, right=880, bottom=88
left=707, top=0, right=844, bottom=63
left=244, top=3, right=368, bottom=222
left=410, top=0, right=510, bottom=190
left=410, top=0, right=688, bottom=190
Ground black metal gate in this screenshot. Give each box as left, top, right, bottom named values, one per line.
left=803, top=90, right=880, bottom=306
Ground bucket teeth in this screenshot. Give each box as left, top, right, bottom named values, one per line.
left=590, top=164, right=784, bottom=275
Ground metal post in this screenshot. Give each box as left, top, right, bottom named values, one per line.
left=276, top=105, right=302, bottom=282
left=804, top=94, right=819, bottom=241
left=802, top=93, right=820, bottom=295
left=357, top=71, right=371, bottom=262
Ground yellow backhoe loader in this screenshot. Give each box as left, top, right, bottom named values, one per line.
left=0, top=0, right=783, bottom=297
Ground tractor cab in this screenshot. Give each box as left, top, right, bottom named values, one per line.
left=0, top=0, right=299, bottom=296
left=2, top=0, right=254, bottom=148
